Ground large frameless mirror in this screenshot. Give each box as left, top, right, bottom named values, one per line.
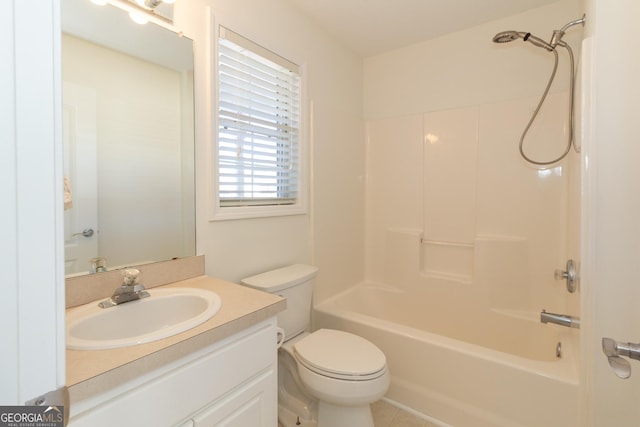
left=61, top=0, right=195, bottom=276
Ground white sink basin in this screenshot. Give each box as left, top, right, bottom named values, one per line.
left=66, top=287, right=222, bottom=350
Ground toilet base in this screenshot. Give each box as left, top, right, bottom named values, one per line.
left=317, top=401, right=374, bottom=427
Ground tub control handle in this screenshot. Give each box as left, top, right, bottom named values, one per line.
left=554, top=259, right=577, bottom=293
left=602, top=337, right=640, bottom=379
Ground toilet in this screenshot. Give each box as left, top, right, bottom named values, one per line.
left=241, top=264, right=389, bottom=427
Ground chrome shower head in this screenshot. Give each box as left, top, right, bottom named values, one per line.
left=492, top=30, right=553, bottom=51
left=492, top=31, right=525, bottom=43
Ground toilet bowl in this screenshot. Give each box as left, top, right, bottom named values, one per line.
left=240, top=265, right=390, bottom=427
left=279, top=329, right=389, bottom=427
left=293, top=329, right=389, bottom=427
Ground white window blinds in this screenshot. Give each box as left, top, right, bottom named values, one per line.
left=218, top=27, right=301, bottom=207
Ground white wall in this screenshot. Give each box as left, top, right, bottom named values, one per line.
left=363, top=0, right=583, bottom=314
left=175, top=0, right=365, bottom=301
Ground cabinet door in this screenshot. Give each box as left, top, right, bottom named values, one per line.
left=192, top=369, right=277, bottom=427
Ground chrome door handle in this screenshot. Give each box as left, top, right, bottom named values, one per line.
left=72, top=228, right=94, bottom=238
left=602, top=337, right=640, bottom=379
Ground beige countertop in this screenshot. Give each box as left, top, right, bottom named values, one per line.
left=67, top=275, right=285, bottom=401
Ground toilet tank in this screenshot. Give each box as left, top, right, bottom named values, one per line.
left=241, top=264, right=318, bottom=341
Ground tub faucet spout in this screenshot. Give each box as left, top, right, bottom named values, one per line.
left=540, top=309, right=580, bottom=329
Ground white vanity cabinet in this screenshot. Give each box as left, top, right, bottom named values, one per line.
left=68, top=319, right=278, bottom=427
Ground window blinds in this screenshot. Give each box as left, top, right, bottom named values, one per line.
left=218, top=27, right=301, bottom=207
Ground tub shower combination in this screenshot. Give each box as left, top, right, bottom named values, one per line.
left=315, top=15, right=586, bottom=427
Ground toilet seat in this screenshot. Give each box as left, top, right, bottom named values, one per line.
left=293, top=329, right=387, bottom=381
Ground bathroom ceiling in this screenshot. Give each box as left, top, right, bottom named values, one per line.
left=285, top=0, right=560, bottom=57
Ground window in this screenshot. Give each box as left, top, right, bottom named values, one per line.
left=214, top=27, right=304, bottom=219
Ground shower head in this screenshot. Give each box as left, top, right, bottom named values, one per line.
left=492, top=30, right=553, bottom=51
left=492, top=31, right=525, bottom=43
left=493, top=15, right=585, bottom=51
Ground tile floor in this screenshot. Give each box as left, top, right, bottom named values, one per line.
left=278, top=400, right=440, bottom=427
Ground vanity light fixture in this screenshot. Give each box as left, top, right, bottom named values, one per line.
left=129, top=0, right=177, bottom=24
left=90, top=0, right=177, bottom=25
left=134, top=0, right=175, bottom=9
left=90, top=0, right=176, bottom=26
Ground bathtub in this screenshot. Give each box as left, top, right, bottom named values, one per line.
left=314, top=281, right=580, bottom=427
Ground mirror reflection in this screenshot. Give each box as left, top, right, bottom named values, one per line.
left=61, top=0, right=195, bottom=276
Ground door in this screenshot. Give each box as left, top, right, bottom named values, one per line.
left=585, top=0, right=640, bottom=425
left=63, top=82, right=98, bottom=275
left=1, top=0, right=66, bottom=407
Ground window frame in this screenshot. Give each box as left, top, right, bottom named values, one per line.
left=210, top=25, right=308, bottom=221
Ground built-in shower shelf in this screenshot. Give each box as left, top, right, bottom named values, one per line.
left=420, top=270, right=472, bottom=285
left=421, top=238, right=474, bottom=283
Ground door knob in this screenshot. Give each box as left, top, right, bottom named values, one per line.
left=72, top=228, right=94, bottom=238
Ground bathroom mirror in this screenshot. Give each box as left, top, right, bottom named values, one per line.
left=61, top=0, right=195, bottom=276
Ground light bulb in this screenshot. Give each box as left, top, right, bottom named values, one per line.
left=90, top=0, right=107, bottom=5
left=129, top=11, right=149, bottom=24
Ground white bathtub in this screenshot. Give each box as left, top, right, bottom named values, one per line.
left=314, top=282, right=580, bottom=427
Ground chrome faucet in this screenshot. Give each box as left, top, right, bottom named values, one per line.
left=540, top=309, right=580, bottom=329
left=98, top=268, right=150, bottom=308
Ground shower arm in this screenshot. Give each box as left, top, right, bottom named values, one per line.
left=560, top=14, right=587, bottom=33
left=550, top=14, right=586, bottom=48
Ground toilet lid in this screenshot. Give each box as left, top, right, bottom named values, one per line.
left=293, top=329, right=386, bottom=380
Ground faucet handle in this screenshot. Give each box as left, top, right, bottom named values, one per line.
left=554, top=259, right=577, bottom=293
left=122, top=268, right=141, bottom=286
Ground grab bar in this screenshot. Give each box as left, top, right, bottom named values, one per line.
left=540, top=309, right=580, bottom=329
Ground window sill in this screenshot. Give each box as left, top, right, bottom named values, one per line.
left=209, top=203, right=307, bottom=221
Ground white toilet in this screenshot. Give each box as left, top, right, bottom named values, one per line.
left=241, top=264, right=390, bottom=427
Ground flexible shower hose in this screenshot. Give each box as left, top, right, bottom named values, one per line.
left=519, top=41, right=578, bottom=166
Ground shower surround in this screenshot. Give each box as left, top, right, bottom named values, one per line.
left=315, top=91, right=582, bottom=427
left=313, top=2, right=583, bottom=425
left=365, top=92, right=579, bottom=314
